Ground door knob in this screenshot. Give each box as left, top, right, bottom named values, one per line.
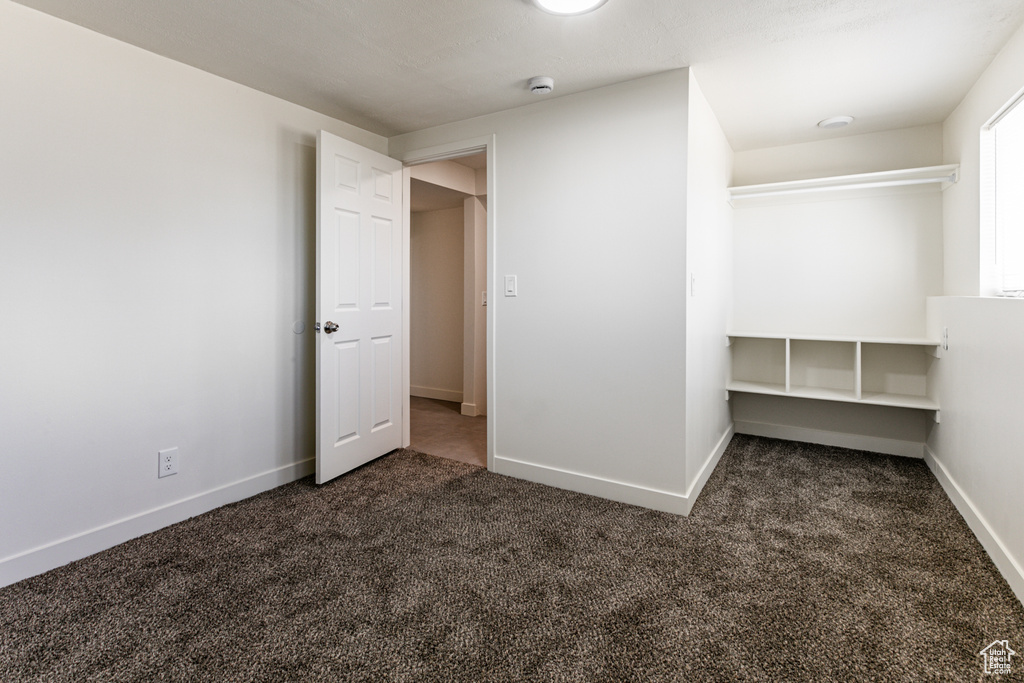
left=323, top=321, right=339, bottom=334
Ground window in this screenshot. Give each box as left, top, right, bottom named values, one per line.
left=982, top=89, right=1024, bottom=296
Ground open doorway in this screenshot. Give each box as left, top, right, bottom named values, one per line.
left=407, top=152, right=488, bottom=467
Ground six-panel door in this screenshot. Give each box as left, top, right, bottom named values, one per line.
left=316, top=131, right=404, bottom=484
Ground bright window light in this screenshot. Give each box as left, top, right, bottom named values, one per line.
left=982, top=89, right=1024, bottom=295
left=533, top=0, right=609, bottom=15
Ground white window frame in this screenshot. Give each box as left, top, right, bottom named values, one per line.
left=981, top=85, right=1024, bottom=297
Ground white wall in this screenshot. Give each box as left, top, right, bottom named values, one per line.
left=943, top=21, right=1024, bottom=296
left=731, top=127, right=945, bottom=339
left=731, top=191, right=944, bottom=338
left=926, top=297, right=1024, bottom=603
left=391, top=71, right=693, bottom=513
left=684, top=72, right=735, bottom=496
left=0, top=3, right=384, bottom=586
left=410, top=207, right=465, bottom=402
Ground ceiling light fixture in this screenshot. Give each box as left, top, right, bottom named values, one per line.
left=533, top=0, right=609, bottom=16
left=818, top=115, right=854, bottom=129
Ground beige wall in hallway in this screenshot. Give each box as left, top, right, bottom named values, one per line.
left=410, top=207, right=465, bottom=402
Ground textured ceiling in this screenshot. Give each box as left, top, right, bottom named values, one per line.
left=12, top=0, right=1024, bottom=150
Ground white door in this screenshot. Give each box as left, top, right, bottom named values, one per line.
left=316, top=130, right=404, bottom=484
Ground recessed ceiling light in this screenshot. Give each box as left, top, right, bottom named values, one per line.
left=818, top=115, right=854, bottom=129
left=533, top=0, right=609, bottom=15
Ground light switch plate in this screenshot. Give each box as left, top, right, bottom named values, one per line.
left=504, top=275, right=517, bottom=297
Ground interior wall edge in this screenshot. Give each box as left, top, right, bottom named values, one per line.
left=684, top=424, right=735, bottom=506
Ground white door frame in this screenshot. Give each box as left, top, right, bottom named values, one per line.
left=397, top=135, right=496, bottom=470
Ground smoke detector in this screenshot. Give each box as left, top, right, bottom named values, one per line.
left=528, top=76, right=554, bottom=94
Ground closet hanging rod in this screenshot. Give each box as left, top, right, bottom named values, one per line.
left=728, top=164, right=959, bottom=203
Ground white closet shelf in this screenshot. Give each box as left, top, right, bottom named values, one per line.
left=727, top=331, right=940, bottom=346
left=726, top=380, right=939, bottom=410
left=727, top=164, right=959, bottom=205
left=727, top=332, right=940, bottom=411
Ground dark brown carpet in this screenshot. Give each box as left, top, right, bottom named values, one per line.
left=1, top=435, right=1022, bottom=682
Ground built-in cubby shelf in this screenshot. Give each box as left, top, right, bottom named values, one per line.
left=727, top=332, right=940, bottom=411
left=727, top=164, right=959, bottom=206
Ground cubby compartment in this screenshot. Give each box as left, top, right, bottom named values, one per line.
left=789, top=340, right=856, bottom=399
left=730, top=337, right=786, bottom=391
left=860, top=343, right=935, bottom=408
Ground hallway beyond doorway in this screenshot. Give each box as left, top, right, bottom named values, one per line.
left=409, top=397, right=486, bottom=468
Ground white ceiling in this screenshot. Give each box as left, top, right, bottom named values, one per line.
left=13, top=0, right=1024, bottom=150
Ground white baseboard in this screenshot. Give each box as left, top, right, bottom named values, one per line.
left=494, top=456, right=692, bottom=515
left=493, top=426, right=734, bottom=517
left=461, top=403, right=478, bottom=417
left=0, top=457, right=315, bottom=589
left=925, top=445, right=1024, bottom=606
left=734, top=420, right=925, bottom=459
left=411, top=386, right=463, bottom=403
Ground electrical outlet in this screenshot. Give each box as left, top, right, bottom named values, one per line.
left=158, top=448, right=178, bottom=478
